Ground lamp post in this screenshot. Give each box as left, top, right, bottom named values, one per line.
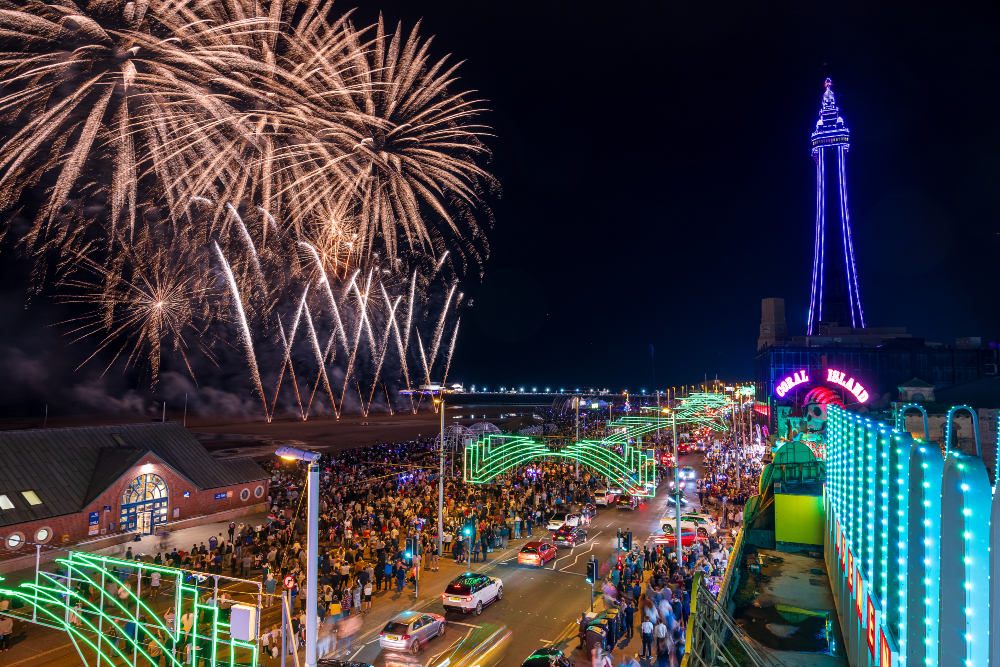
left=276, top=446, right=321, bottom=667
left=434, top=395, right=446, bottom=559
left=671, top=409, right=681, bottom=566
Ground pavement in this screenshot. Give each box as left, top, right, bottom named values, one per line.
left=0, top=454, right=724, bottom=667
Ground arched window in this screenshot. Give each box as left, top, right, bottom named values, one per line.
left=123, top=474, right=168, bottom=505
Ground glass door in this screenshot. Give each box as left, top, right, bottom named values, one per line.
left=138, top=511, right=152, bottom=535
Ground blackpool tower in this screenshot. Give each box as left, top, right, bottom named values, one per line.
left=807, top=78, right=864, bottom=335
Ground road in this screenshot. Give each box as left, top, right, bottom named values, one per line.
left=1, top=454, right=709, bottom=667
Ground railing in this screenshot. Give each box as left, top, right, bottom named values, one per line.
left=682, top=574, right=787, bottom=667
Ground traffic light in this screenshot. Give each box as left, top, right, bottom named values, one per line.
left=405, top=536, right=416, bottom=559
left=615, top=555, right=623, bottom=572
left=586, top=558, right=597, bottom=584
left=623, top=531, right=633, bottom=551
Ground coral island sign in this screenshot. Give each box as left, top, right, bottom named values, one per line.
left=774, top=368, right=870, bottom=403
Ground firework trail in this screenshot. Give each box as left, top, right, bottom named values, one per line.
left=442, top=317, right=461, bottom=386
left=434, top=251, right=450, bottom=276
left=365, top=293, right=402, bottom=412
left=275, top=315, right=306, bottom=420
left=213, top=241, right=269, bottom=421
left=302, top=302, right=338, bottom=418
left=299, top=241, right=348, bottom=351
left=425, top=283, right=457, bottom=384
left=227, top=203, right=263, bottom=283
left=272, top=285, right=311, bottom=419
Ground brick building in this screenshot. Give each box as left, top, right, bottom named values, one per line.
left=0, top=422, right=268, bottom=555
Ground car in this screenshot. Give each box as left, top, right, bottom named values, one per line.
left=616, top=494, right=639, bottom=510
left=594, top=490, right=615, bottom=506
left=441, top=573, right=503, bottom=615
left=546, top=512, right=582, bottom=531
left=379, top=611, right=446, bottom=654
left=518, top=541, right=557, bottom=565
left=552, top=526, right=587, bottom=547
left=653, top=529, right=702, bottom=547
left=521, top=647, right=576, bottom=667
left=579, top=503, right=598, bottom=520
left=680, top=466, right=697, bottom=480
left=665, top=494, right=691, bottom=507
left=661, top=513, right=718, bottom=535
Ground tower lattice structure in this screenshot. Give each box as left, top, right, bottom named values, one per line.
left=807, top=78, right=864, bottom=335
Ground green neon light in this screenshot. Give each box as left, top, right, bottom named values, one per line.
left=0, top=551, right=259, bottom=667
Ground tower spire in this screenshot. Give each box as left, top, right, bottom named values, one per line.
left=806, top=78, right=864, bottom=335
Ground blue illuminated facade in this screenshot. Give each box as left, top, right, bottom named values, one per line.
left=808, top=78, right=864, bottom=334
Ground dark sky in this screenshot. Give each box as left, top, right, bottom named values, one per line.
left=2, top=1, right=999, bottom=415
left=340, top=0, right=1000, bottom=392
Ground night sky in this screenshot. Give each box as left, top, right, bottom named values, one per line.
left=1, top=1, right=999, bottom=414
left=359, top=0, right=999, bottom=392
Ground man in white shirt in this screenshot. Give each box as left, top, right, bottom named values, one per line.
left=640, top=619, right=654, bottom=658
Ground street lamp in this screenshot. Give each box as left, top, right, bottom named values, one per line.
left=276, top=446, right=321, bottom=667
left=434, top=396, right=445, bottom=562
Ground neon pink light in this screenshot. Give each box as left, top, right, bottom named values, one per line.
left=775, top=370, right=809, bottom=398
left=826, top=369, right=869, bottom=403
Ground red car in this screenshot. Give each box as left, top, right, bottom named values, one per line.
left=517, top=541, right=557, bottom=566
left=653, top=530, right=702, bottom=547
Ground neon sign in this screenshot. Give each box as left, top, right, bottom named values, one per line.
left=826, top=369, right=870, bottom=403
left=775, top=370, right=809, bottom=397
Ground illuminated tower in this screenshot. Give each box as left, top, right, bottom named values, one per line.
left=807, top=78, right=864, bottom=334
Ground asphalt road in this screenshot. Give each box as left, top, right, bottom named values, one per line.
left=2, top=453, right=708, bottom=667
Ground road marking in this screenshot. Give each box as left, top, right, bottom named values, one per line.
left=558, top=533, right=602, bottom=572
left=448, top=621, right=482, bottom=628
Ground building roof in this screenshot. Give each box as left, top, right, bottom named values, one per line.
left=898, top=377, right=935, bottom=389
left=0, top=422, right=267, bottom=527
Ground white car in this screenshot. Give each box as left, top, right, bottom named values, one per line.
left=594, top=489, right=614, bottom=506
left=546, top=512, right=583, bottom=531
left=661, top=512, right=717, bottom=536
left=379, top=611, right=446, bottom=653
left=440, top=572, right=503, bottom=615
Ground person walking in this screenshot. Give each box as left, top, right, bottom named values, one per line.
left=363, top=581, right=372, bottom=613
left=640, top=618, right=654, bottom=658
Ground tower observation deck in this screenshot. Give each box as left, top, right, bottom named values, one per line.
left=807, top=78, right=864, bottom=335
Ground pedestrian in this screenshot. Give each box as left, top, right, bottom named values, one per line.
left=430, top=542, right=439, bottom=571
left=363, top=581, right=372, bottom=613
left=640, top=618, right=654, bottom=658
left=624, top=601, right=636, bottom=638
left=0, top=615, right=12, bottom=652
left=150, top=571, right=161, bottom=599
left=395, top=564, right=405, bottom=593
left=228, top=522, right=236, bottom=542
left=265, top=574, right=277, bottom=607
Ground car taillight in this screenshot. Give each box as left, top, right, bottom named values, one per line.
left=402, top=634, right=410, bottom=640
left=466, top=596, right=473, bottom=601
left=441, top=594, right=447, bottom=598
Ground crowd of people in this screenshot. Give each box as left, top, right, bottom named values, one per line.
left=0, top=400, right=762, bottom=667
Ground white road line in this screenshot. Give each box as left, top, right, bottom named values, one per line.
left=558, top=532, right=602, bottom=571
left=448, top=621, right=482, bottom=628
